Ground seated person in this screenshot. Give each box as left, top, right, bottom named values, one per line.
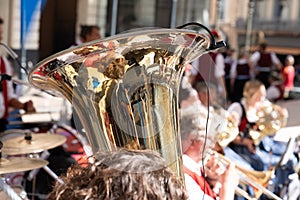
left=227, top=80, right=269, bottom=171
left=48, top=149, right=188, bottom=200
left=266, top=71, right=284, bottom=102
left=228, top=80, right=296, bottom=170
left=180, top=111, right=239, bottom=200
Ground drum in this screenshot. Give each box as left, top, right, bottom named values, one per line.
left=0, top=185, right=28, bottom=200
left=50, top=124, right=92, bottom=166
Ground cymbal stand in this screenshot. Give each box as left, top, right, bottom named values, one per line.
left=0, top=178, right=23, bottom=200
left=27, top=151, right=64, bottom=184
left=0, top=141, right=23, bottom=200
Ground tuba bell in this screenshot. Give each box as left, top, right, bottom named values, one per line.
left=28, top=24, right=225, bottom=183
left=249, top=101, right=287, bottom=145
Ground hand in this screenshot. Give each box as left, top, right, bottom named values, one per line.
left=204, top=153, right=226, bottom=186
left=243, top=138, right=256, bottom=153
left=24, top=100, right=36, bottom=113
left=218, top=162, right=240, bottom=200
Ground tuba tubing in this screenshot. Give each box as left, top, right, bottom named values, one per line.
left=205, top=150, right=281, bottom=200
left=28, top=23, right=224, bottom=185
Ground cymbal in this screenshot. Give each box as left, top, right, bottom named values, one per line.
left=1, top=133, right=67, bottom=155
left=0, top=157, right=48, bottom=174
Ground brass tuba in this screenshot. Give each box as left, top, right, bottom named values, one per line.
left=28, top=24, right=225, bottom=182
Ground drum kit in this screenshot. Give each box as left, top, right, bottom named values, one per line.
left=0, top=119, right=90, bottom=199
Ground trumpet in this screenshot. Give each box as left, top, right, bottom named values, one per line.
left=205, top=150, right=281, bottom=200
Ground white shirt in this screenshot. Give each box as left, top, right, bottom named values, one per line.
left=183, top=154, right=215, bottom=200
left=227, top=100, right=258, bottom=124
left=266, top=82, right=281, bottom=101
left=190, top=53, right=225, bottom=78
left=0, top=56, right=16, bottom=118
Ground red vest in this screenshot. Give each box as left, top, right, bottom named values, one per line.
left=0, top=57, right=9, bottom=118
left=236, top=63, right=250, bottom=76
left=258, top=52, right=272, bottom=67
left=184, top=166, right=216, bottom=199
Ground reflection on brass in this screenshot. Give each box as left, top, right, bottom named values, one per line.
left=28, top=28, right=215, bottom=183
left=250, top=103, right=287, bottom=145
left=213, top=109, right=239, bottom=147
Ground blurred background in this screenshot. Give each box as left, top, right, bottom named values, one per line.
left=0, top=0, right=299, bottom=128
left=0, top=0, right=299, bottom=73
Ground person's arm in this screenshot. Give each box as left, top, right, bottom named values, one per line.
left=230, top=61, right=237, bottom=90
left=8, top=98, right=35, bottom=112
left=227, top=103, right=256, bottom=152
left=271, top=52, right=282, bottom=71
left=249, top=52, right=259, bottom=75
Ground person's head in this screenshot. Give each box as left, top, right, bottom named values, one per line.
left=285, top=55, right=295, bottom=66
left=180, top=109, right=222, bottom=162
left=226, top=46, right=235, bottom=57
left=180, top=113, right=209, bottom=158
left=243, top=80, right=266, bottom=105
left=238, top=48, right=247, bottom=59
left=195, top=81, right=217, bottom=107
left=259, top=42, right=268, bottom=51
left=79, top=25, right=101, bottom=43
left=0, top=17, right=3, bottom=42
left=48, top=149, right=187, bottom=200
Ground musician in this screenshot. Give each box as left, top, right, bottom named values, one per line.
left=249, top=42, right=282, bottom=88
left=48, top=149, right=188, bottom=200
left=227, top=80, right=267, bottom=171
left=0, top=17, right=35, bottom=132
left=227, top=80, right=292, bottom=171
left=180, top=110, right=239, bottom=200
left=74, top=25, right=101, bottom=46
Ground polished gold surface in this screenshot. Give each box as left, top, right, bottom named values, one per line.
left=0, top=157, right=48, bottom=174
left=28, top=27, right=220, bottom=182
left=213, top=108, right=239, bottom=147
left=250, top=103, right=287, bottom=145
left=2, top=133, right=66, bottom=155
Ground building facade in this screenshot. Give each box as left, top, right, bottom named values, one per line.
left=0, top=0, right=299, bottom=68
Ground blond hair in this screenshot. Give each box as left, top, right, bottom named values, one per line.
left=243, top=80, right=264, bottom=101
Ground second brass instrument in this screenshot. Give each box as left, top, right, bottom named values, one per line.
left=206, top=150, right=281, bottom=200
left=250, top=102, right=287, bottom=145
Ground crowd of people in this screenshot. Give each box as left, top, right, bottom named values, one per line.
left=178, top=29, right=299, bottom=199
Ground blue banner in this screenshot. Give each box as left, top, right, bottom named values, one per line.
left=20, top=0, right=47, bottom=45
